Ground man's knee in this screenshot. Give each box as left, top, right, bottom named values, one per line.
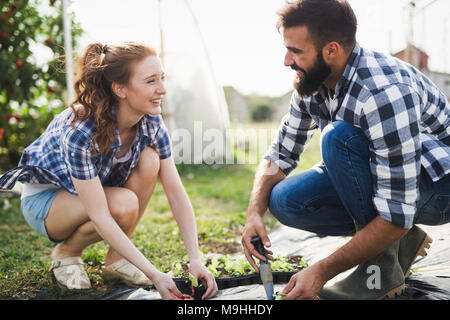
left=268, top=183, right=282, bottom=216
left=321, top=121, right=358, bottom=147
left=321, top=121, right=366, bottom=163
left=268, top=182, right=294, bottom=224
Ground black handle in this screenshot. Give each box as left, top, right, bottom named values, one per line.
left=251, top=236, right=267, bottom=259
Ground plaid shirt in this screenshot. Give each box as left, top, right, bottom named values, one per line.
left=265, top=43, right=450, bottom=229
left=0, top=106, right=172, bottom=195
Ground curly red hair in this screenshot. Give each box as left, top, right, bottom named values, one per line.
left=70, top=42, right=157, bottom=156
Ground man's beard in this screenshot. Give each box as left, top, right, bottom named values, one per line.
left=292, top=51, right=331, bottom=98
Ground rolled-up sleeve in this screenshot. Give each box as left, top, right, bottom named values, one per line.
left=264, top=91, right=318, bottom=176
left=61, top=127, right=98, bottom=180
left=360, top=84, right=421, bottom=229
left=150, top=116, right=172, bottom=160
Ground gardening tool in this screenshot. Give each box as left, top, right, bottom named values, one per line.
left=251, top=236, right=274, bottom=300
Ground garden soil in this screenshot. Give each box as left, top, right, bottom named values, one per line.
left=100, top=224, right=450, bottom=300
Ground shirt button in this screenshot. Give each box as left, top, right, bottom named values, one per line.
left=71, top=152, right=75, bottom=157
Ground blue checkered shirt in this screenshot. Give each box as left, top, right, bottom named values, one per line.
left=0, top=106, right=172, bottom=195
left=265, top=43, right=450, bottom=229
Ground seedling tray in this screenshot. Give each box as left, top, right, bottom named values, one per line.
left=171, top=254, right=306, bottom=299
left=173, top=271, right=297, bottom=298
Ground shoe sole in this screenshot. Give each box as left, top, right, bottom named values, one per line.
left=51, top=272, right=92, bottom=290
left=315, top=283, right=406, bottom=301
left=404, top=234, right=433, bottom=278
left=380, top=283, right=405, bottom=300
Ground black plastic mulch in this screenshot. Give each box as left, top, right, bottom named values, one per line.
left=96, top=224, right=450, bottom=300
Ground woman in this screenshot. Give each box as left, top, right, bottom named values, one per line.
left=0, top=42, right=218, bottom=300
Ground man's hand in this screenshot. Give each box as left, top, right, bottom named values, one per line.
left=241, top=214, right=273, bottom=272
left=241, top=160, right=285, bottom=272
left=281, top=264, right=327, bottom=300
left=280, top=217, right=409, bottom=300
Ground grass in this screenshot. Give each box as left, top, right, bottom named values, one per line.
left=0, top=122, right=322, bottom=300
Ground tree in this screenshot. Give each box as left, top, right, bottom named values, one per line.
left=0, top=0, right=82, bottom=170
left=251, top=104, right=272, bottom=122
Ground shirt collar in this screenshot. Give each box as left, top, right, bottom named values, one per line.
left=110, top=105, right=150, bottom=150
left=334, top=42, right=362, bottom=98
left=110, top=105, right=121, bottom=149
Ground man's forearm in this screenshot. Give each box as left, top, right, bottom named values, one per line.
left=316, top=216, right=409, bottom=281
left=247, top=159, right=286, bottom=216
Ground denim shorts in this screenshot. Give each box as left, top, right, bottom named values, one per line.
left=21, top=189, right=62, bottom=243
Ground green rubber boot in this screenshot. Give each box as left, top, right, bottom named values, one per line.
left=317, top=239, right=405, bottom=300
left=398, top=225, right=432, bottom=278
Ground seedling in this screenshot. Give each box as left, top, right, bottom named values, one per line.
left=172, top=254, right=308, bottom=278
left=189, top=273, right=200, bottom=287
left=189, top=274, right=206, bottom=300
left=274, top=291, right=287, bottom=300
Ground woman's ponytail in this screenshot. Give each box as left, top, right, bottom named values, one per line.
left=69, top=42, right=157, bottom=157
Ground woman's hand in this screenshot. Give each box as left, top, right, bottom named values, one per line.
left=189, top=259, right=218, bottom=300
left=152, top=271, right=187, bottom=300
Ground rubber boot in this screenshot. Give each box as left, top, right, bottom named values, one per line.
left=398, top=225, right=432, bottom=278
left=317, top=239, right=405, bottom=300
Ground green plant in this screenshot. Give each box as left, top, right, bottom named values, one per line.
left=207, top=257, right=223, bottom=277
left=188, top=273, right=200, bottom=288
left=271, top=254, right=308, bottom=272
left=173, top=262, right=184, bottom=278
left=0, top=0, right=83, bottom=169
left=251, top=104, right=272, bottom=122
left=274, top=291, right=287, bottom=300
left=220, top=255, right=254, bottom=276
left=271, top=254, right=296, bottom=272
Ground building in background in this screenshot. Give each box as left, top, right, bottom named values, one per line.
left=394, top=44, right=450, bottom=99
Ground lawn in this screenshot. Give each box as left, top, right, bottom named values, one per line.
left=0, top=122, right=322, bottom=299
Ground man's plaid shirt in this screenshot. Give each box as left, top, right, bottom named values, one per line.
left=264, top=43, right=450, bottom=229
left=0, top=106, right=172, bottom=195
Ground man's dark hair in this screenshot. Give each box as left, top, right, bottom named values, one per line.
left=277, top=0, right=357, bottom=52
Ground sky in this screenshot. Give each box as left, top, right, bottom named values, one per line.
left=70, top=0, right=450, bottom=97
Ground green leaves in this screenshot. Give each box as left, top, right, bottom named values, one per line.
left=173, top=261, right=185, bottom=278
left=189, top=273, right=200, bottom=287
left=207, top=257, right=223, bottom=277
left=271, top=255, right=295, bottom=272
left=172, top=254, right=308, bottom=279
left=221, top=255, right=253, bottom=276
left=273, top=292, right=287, bottom=300
left=0, top=0, right=83, bottom=168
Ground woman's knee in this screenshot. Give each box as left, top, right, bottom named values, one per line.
left=136, top=147, right=160, bottom=179
left=110, top=189, right=139, bottom=228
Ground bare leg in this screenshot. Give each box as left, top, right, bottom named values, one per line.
left=46, top=187, right=139, bottom=261
left=104, top=147, right=160, bottom=265
left=45, top=147, right=160, bottom=264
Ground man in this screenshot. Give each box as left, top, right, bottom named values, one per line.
left=241, top=0, right=450, bottom=300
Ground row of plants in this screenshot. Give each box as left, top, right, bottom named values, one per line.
left=172, top=253, right=307, bottom=279
left=171, top=254, right=308, bottom=300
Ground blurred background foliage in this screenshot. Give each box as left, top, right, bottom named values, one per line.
left=0, top=0, right=82, bottom=170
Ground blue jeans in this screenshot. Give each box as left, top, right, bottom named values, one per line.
left=269, top=121, right=450, bottom=236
